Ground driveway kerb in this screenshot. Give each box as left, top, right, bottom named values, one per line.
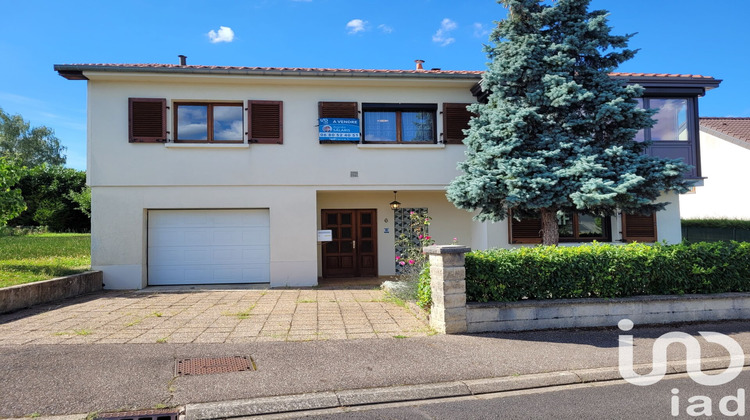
left=183, top=356, right=744, bottom=420
left=7, top=356, right=744, bottom=420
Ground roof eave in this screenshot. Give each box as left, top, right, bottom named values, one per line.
left=53, top=64, right=483, bottom=81
left=610, top=75, right=722, bottom=91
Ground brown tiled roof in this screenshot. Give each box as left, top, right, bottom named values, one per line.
left=609, top=72, right=714, bottom=79
left=54, top=63, right=715, bottom=79
left=55, top=63, right=484, bottom=76
left=700, top=117, right=750, bottom=144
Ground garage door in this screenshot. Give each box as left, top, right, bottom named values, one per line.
left=148, top=209, right=270, bottom=285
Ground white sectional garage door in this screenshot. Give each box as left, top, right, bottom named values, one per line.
left=148, top=209, right=270, bottom=285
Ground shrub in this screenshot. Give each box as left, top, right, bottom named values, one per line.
left=416, top=263, right=431, bottom=310
left=681, top=219, right=750, bottom=230
left=7, top=164, right=89, bottom=232
left=464, top=242, right=750, bottom=302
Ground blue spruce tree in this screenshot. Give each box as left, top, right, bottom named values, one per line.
left=447, top=0, right=690, bottom=245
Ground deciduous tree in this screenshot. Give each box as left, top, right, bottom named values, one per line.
left=0, top=157, right=25, bottom=225
left=0, top=107, right=66, bottom=167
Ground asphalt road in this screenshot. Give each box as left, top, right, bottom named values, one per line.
left=269, top=370, right=750, bottom=420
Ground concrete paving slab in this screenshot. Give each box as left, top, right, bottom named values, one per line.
left=0, top=288, right=432, bottom=346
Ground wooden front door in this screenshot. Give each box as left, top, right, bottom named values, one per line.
left=322, top=209, right=378, bottom=277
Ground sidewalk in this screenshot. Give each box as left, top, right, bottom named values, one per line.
left=2, top=315, right=750, bottom=419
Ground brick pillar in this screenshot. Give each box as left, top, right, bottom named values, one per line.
left=423, top=245, right=470, bottom=334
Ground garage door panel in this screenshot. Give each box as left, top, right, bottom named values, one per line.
left=242, top=247, right=270, bottom=263
left=241, top=228, right=270, bottom=245
left=148, top=210, right=270, bottom=285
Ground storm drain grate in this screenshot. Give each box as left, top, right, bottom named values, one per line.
left=176, top=356, right=255, bottom=376
left=94, top=408, right=181, bottom=420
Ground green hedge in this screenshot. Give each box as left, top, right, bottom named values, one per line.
left=465, top=242, right=750, bottom=302
left=682, top=219, right=750, bottom=230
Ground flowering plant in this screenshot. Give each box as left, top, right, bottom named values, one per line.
left=394, top=211, right=434, bottom=280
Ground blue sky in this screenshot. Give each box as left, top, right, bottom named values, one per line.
left=2, top=0, right=749, bottom=171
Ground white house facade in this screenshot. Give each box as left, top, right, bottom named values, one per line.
left=680, top=118, right=750, bottom=219
left=55, top=62, right=720, bottom=289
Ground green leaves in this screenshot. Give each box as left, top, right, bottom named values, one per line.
left=0, top=108, right=66, bottom=167
left=0, top=157, right=26, bottom=225
left=8, top=164, right=89, bottom=232
left=465, top=242, right=750, bottom=302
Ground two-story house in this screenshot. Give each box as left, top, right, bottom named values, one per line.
left=55, top=61, right=720, bottom=289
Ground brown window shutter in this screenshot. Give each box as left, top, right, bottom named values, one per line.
left=319, top=102, right=358, bottom=118
left=622, top=213, right=657, bottom=242
left=510, top=217, right=542, bottom=244
left=129, top=98, right=166, bottom=143
left=249, top=100, right=283, bottom=144
left=443, top=103, right=472, bottom=144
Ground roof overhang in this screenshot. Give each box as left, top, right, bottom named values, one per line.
left=471, top=73, right=722, bottom=102
left=53, top=64, right=484, bottom=82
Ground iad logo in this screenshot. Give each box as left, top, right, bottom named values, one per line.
left=618, top=319, right=746, bottom=417
left=618, top=319, right=744, bottom=386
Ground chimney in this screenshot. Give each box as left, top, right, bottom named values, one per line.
left=178, top=55, right=187, bottom=66
left=415, top=59, right=425, bottom=71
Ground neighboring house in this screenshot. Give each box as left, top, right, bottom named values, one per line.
left=680, top=117, right=750, bottom=219
left=54, top=61, right=720, bottom=289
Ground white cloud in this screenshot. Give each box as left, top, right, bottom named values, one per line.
left=208, top=26, right=235, bottom=43
left=378, top=24, right=394, bottom=34
left=346, top=19, right=367, bottom=35
left=473, top=22, right=490, bottom=38
left=432, top=18, right=457, bottom=46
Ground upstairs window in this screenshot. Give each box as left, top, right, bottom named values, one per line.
left=442, top=103, right=473, bottom=144
left=129, top=98, right=167, bottom=143
left=175, top=103, right=243, bottom=142
left=635, top=97, right=699, bottom=178
left=635, top=98, right=689, bottom=142
left=248, top=100, right=284, bottom=144
left=362, top=103, right=437, bottom=144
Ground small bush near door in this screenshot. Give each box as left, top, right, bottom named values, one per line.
left=465, top=241, right=750, bottom=303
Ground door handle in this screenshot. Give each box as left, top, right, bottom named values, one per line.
left=353, top=240, right=356, bottom=250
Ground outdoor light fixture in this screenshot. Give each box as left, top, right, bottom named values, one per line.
left=389, top=191, right=401, bottom=210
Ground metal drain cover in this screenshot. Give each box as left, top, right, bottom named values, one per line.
left=176, top=356, right=254, bottom=376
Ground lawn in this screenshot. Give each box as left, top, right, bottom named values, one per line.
left=0, top=233, right=91, bottom=288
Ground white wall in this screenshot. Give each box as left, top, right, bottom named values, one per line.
left=680, top=130, right=750, bottom=219
left=84, top=71, right=686, bottom=288
left=87, top=73, right=478, bottom=288
left=86, top=74, right=476, bottom=188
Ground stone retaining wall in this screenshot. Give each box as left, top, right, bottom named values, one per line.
left=0, top=271, right=103, bottom=314
left=423, top=245, right=750, bottom=333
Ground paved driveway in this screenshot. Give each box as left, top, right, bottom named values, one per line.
left=0, top=288, right=432, bottom=345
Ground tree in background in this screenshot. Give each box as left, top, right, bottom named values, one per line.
left=447, top=0, right=689, bottom=245
left=0, top=157, right=25, bottom=225
left=66, top=185, right=91, bottom=218
left=0, top=107, right=66, bottom=167
left=8, top=165, right=89, bottom=232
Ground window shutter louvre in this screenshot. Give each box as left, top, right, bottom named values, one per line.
left=510, top=217, right=542, bottom=244
left=622, top=213, right=657, bottom=242
left=443, top=103, right=472, bottom=144
left=249, top=100, right=283, bottom=144
left=129, top=98, right=166, bottom=143
left=319, top=102, right=358, bottom=118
